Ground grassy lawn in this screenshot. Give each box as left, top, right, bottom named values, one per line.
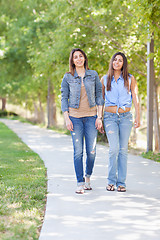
left=0, top=122, right=47, bottom=240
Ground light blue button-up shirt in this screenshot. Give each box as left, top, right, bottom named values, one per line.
left=103, top=74, right=132, bottom=111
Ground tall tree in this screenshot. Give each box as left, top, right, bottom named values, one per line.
left=125, top=0, right=160, bottom=151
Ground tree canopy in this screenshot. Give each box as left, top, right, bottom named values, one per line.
left=0, top=0, right=160, bottom=112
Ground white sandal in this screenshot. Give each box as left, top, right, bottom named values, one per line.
left=84, top=182, right=92, bottom=190
left=75, top=185, right=85, bottom=194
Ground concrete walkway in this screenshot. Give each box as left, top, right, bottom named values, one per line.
left=1, top=118, right=160, bottom=240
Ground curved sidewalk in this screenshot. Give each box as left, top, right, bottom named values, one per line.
left=1, top=119, right=160, bottom=240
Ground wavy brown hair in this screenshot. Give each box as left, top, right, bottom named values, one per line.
left=107, top=52, right=129, bottom=91
left=69, top=48, right=89, bottom=76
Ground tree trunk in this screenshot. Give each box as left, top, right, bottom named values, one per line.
left=33, top=98, right=46, bottom=124
left=139, top=96, right=143, bottom=126
left=47, top=79, right=57, bottom=127
left=147, top=36, right=154, bottom=152
left=38, top=95, right=45, bottom=124
left=2, top=98, right=6, bottom=110
left=49, top=86, right=57, bottom=126
left=154, top=83, right=160, bottom=152
left=33, top=102, right=39, bottom=123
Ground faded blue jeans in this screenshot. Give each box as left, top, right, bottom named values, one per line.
left=70, top=115, right=97, bottom=186
left=104, top=111, right=133, bottom=187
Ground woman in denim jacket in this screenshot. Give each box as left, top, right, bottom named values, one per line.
left=101, top=52, right=140, bottom=192
left=61, top=48, right=104, bottom=194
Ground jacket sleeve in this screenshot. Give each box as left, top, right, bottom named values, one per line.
left=61, top=74, right=69, bottom=112
left=95, top=71, right=104, bottom=106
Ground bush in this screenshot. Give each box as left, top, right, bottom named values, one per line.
left=0, top=110, right=18, bottom=117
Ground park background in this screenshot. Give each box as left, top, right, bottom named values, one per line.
left=0, top=1, right=160, bottom=239
left=0, top=0, right=160, bottom=153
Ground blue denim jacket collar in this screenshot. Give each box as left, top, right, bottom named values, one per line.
left=74, top=70, right=79, bottom=78
left=74, top=69, right=92, bottom=78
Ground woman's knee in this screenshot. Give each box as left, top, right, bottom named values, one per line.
left=109, top=147, right=119, bottom=157
left=86, top=147, right=96, bottom=159
left=74, top=150, right=83, bottom=160
left=119, top=147, right=128, bottom=156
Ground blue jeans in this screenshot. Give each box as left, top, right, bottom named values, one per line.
left=103, top=112, right=133, bottom=187
left=70, top=116, right=97, bottom=186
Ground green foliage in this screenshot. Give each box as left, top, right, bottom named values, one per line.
left=0, top=122, right=47, bottom=239
left=125, top=0, right=160, bottom=87
left=142, top=151, right=160, bottom=162
left=0, top=0, right=160, bottom=110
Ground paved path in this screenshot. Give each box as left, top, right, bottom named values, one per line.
left=1, top=119, right=160, bottom=240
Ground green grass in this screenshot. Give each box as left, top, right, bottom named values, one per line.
left=0, top=122, right=47, bottom=240
left=142, top=151, right=160, bottom=162
left=3, top=114, right=37, bottom=125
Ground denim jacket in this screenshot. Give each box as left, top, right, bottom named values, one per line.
left=61, top=69, right=104, bottom=112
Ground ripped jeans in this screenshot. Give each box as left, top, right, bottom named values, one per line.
left=104, top=112, right=133, bottom=187
left=70, top=115, right=97, bottom=186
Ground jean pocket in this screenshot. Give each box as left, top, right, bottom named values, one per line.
left=103, top=112, right=113, bottom=120
left=124, top=112, right=132, bottom=120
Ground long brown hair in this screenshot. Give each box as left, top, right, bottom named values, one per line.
left=69, top=48, right=89, bottom=76
left=107, top=52, right=129, bottom=91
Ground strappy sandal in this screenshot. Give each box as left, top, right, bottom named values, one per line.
left=117, top=186, right=126, bottom=192
left=84, top=182, right=92, bottom=190
left=106, top=184, right=115, bottom=191
left=75, top=185, right=85, bottom=194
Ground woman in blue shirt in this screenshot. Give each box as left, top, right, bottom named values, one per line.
left=101, top=52, right=140, bottom=192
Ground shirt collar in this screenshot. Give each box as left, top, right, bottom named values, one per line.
left=112, top=72, right=123, bottom=82
left=85, top=69, right=91, bottom=77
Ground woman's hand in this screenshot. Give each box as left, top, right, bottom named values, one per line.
left=95, top=118, right=104, bottom=133
left=134, top=116, right=140, bottom=128
left=65, top=118, right=73, bottom=131
left=96, top=105, right=104, bottom=133
left=64, top=111, right=73, bottom=131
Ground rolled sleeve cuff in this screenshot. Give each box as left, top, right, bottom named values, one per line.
left=96, top=98, right=104, bottom=106
left=61, top=104, right=69, bottom=113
